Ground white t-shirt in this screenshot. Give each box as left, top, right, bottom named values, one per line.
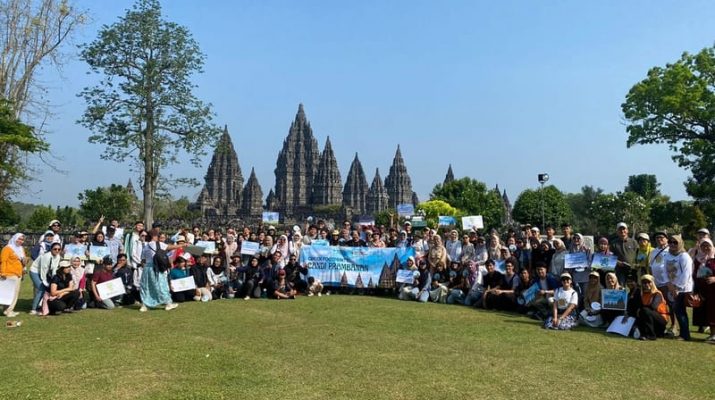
left=649, top=247, right=669, bottom=287
left=553, top=287, right=578, bottom=311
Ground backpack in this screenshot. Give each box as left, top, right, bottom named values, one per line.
left=152, top=241, right=171, bottom=273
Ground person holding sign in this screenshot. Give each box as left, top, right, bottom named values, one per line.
left=169, top=257, right=195, bottom=303
left=48, top=260, right=79, bottom=315
left=544, top=273, right=579, bottom=330
left=92, top=257, right=121, bottom=309
left=580, top=271, right=604, bottom=328
left=600, top=272, right=624, bottom=325
left=0, top=233, right=26, bottom=318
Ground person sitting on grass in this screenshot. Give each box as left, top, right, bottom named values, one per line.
left=69, top=256, right=87, bottom=310
left=273, top=269, right=296, bottom=299
left=284, top=254, right=308, bottom=294
left=488, top=257, right=519, bottom=311
left=628, top=274, right=668, bottom=340
left=207, top=255, right=227, bottom=300
left=190, top=254, right=211, bottom=302
left=113, top=253, right=138, bottom=305
left=428, top=261, right=449, bottom=303
left=529, top=263, right=560, bottom=320
left=48, top=260, right=79, bottom=315
left=307, top=276, right=324, bottom=297
left=91, top=256, right=121, bottom=309
left=482, top=259, right=504, bottom=309
left=514, top=268, right=533, bottom=314
left=169, top=257, right=195, bottom=303
left=238, top=256, right=263, bottom=300
left=580, top=271, right=603, bottom=328
left=464, top=261, right=487, bottom=307
left=600, top=272, right=624, bottom=326
left=544, top=272, right=579, bottom=330
left=414, top=260, right=432, bottom=302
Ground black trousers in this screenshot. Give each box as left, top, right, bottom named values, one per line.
left=48, top=291, right=80, bottom=314
left=637, top=307, right=666, bottom=338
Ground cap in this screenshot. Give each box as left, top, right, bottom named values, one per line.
left=332, top=229, right=340, bottom=236
left=697, top=228, right=710, bottom=235
left=616, top=222, right=628, bottom=230
left=636, top=233, right=650, bottom=241
left=268, top=225, right=276, bottom=231
left=531, top=227, right=540, bottom=232
left=560, top=272, right=572, bottom=280
left=589, top=271, right=600, bottom=278
left=48, top=219, right=61, bottom=227
left=58, top=260, right=71, bottom=268
left=404, top=221, right=412, bottom=226
left=175, top=235, right=186, bottom=243
left=653, top=230, right=667, bottom=238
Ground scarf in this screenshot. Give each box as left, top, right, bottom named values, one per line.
left=7, top=233, right=25, bottom=261
left=695, top=238, right=715, bottom=265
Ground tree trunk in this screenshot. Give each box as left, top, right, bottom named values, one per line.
left=144, top=113, right=155, bottom=230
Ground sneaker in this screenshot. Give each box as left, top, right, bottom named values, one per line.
left=705, top=335, right=715, bottom=344
left=193, top=296, right=201, bottom=302
left=664, top=329, right=675, bottom=339
left=165, top=303, right=178, bottom=311
left=705, top=327, right=711, bottom=335
left=243, top=296, right=250, bottom=300
left=308, top=292, right=314, bottom=297
left=29, top=310, right=38, bottom=316
left=4, top=311, right=19, bottom=318
left=317, top=292, right=322, bottom=297
left=139, top=305, right=148, bottom=312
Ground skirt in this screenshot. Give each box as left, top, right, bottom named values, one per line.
left=140, top=262, right=172, bottom=308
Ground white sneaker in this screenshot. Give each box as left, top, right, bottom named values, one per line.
left=139, top=305, right=148, bottom=312
left=165, top=303, right=178, bottom=311
left=317, top=292, right=322, bottom=297
left=308, top=292, right=314, bottom=297
left=4, top=311, right=18, bottom=318
left=243, top=296, right=250, bottom=300
left=29, top=310, right=38, bottom=315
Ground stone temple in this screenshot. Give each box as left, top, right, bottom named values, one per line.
left=193, top=104, right=418, bottom=222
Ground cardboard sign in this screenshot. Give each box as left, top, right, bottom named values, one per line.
left=564, top=252, right=589, bottom=270
left=262, top=211, right=279, bottom=223
left=461, top=216, right=484, bottom=231
left=602, top=289, right=628, bottom=311
left=438, top=216, right=456, bottom=226
left=96, top=278, right=125, bottom=300
left=396, top=270, right=415, bottom=284
left=171, top=276, right=197, bottom=292
left=195, top=241, right=216, bottom=254
left=397, top=204, right=415, bottom=217
left=240, top=241, right=260, bottom=255
left=89, top=246, right=110, bottom=262
left=0, top=278, right=18, bottom=305
left=64, top=244, right=87, bottom=260
left=591, top=254, right=618, bottom=270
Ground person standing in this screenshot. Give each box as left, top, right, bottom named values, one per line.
left=0, top=233, right=26, bottom=317
left=663, top=235, right=693, bottom=341
left=610, top=222, right=638, bottom=285
left=139, top=229, right=185, bottom=312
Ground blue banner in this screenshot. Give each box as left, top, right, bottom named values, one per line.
left=300, top=246, right=415, bottom=288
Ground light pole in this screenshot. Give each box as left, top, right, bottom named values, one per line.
left=538, top=173, right=549, bottom=230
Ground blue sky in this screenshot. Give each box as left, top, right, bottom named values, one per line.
left=17, top=0, right=715, bottom=208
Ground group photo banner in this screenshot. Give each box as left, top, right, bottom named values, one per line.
left=300, top=246, right=415, bottom=289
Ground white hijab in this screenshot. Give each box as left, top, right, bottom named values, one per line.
left=7, top=233, right=25, bottom=260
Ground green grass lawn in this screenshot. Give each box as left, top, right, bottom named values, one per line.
left=1, top=280, right=712, bottom=400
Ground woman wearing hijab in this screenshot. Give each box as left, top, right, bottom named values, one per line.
left=270, top=235, right=290, bottom=267
left=207, top=255, right=227, bottom=299
left=0, top=233, right=26, bottom=317
left=692, top=238, right=715, bottom=333
left=600, top=272, right=625, bottom=325
left=549, top=239, right=567, bottom=278
left=28, top=241, right=62, bottom=314
left=580, top=271, right=604, bottom=328
left=663, top=234, right=693, bottom=341
left=629, top=274, right=669, bottom=340
left=428, top=235, right=447, bottom=272
left=696, top=258, right=715, bottom=343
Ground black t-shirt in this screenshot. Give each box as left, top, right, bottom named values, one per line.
left=484, top=271, right=503, bottom=290
left=51, top=273, right=72, bottom=291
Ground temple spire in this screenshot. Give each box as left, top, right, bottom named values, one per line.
left=194, top=125, right=243, bottom=217
left=384, top=145, right=413, bottom=210
left=342, top=152, right=368, bottom=215
left=241, top=167, right=264, bottom=217
left=443, top=164, right=454, bottom=185
left=312, top=136, right=342, bottom=206
left=367, top=168, right=389, bottom=215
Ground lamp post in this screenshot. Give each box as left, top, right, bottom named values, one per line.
left=537, top=173, right=549, bottom=230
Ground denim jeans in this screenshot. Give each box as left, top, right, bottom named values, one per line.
left=464, top=288, right=484, bottom=307
left=674, top=292, right=691, bottom=340
left=30, top=271, right=46, bottom=311
left=447, top=289, right=465, bottom=304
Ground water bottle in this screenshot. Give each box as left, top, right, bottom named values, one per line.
left=261, top=288, right=267, bottom=299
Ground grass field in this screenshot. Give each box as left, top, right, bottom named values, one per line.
left=1, top=280, right=713, bottom=400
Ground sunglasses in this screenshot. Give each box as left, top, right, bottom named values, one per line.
left=668, top=241, right=678, bottom=245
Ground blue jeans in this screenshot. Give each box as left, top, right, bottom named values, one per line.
left=447, top=289, right=465, bottom=304
left=674, top=292, right=690, bottom=340
left=464, top=288, right=483, bottom=307
left=30, top=272, right=46, bottom=311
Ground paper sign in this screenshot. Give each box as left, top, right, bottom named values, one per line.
left=170, top=276, right=197, bottom=292
left=397, top=204, right=415, bottom=217
left=602, top=289, right=628, bottom=311
left=240, top=241, right=260, bottom=255
left=520, top=283, right=539, bottom=305
left=591, top=254, right=618, bottom=270
left=0, top=278, right=18, bottom=305
left=461, top=216, right=484, bottom=231
left=438, top=216, right=456, bottom=226
left=64, top=244, right=87, bottom=260
left=494, top=259, right=506, bottom=274
left=96, top=278, right=125, bottom=300
left=89, top=246, right=110, bottom=261
left=195, top=241, right=216, bottom=254
left=396, top=270, right=415, bottom=284
left=606, top=316, right=635, bottom=337
left=262, top=211, right=279, bottom=223
left=565, top=252, right=589, bottom=270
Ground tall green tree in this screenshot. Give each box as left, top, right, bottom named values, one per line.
left=624, top=174, right=661, bottom=201
left=23, top=205, right=56, bottom=232
left=512, top=185, right=573, bottom=228
left=431, top=177, right=504, bottom=229
left=78, top=184, right=134, bottom=223
left=622, top=45, right=715, bottom=217
left=589, top=191, right=651, bottom=236
left=417, top=199, right=459, bottom=229
left=0, top=100, right=48, bottom=194
left=566, top=185, right=603, bottom=234
left=78, top=0, right=220, bottom=229
left=0, top=198, right=20, bottom=227
left=0, top=0, right=85, bottom=198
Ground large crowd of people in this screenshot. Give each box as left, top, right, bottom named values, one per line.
left=1, top=217, right=713, bottom=344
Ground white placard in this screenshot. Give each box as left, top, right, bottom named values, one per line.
left=195, top=241, right=216, bottom=253
left=396, top=270, right=415, bottom=284
left=606, top=316, right=635, bottom=337
left=461, top=216, right=484, bottom=231
left=240, top=241, right=260, bottom=255
left=96, top=278, right=125, bottom=300
left=89, top=245, right=111, bottom=261
left=0, top=278, right=18, bottom=305
left=170, top=276, right=197, bottom=292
